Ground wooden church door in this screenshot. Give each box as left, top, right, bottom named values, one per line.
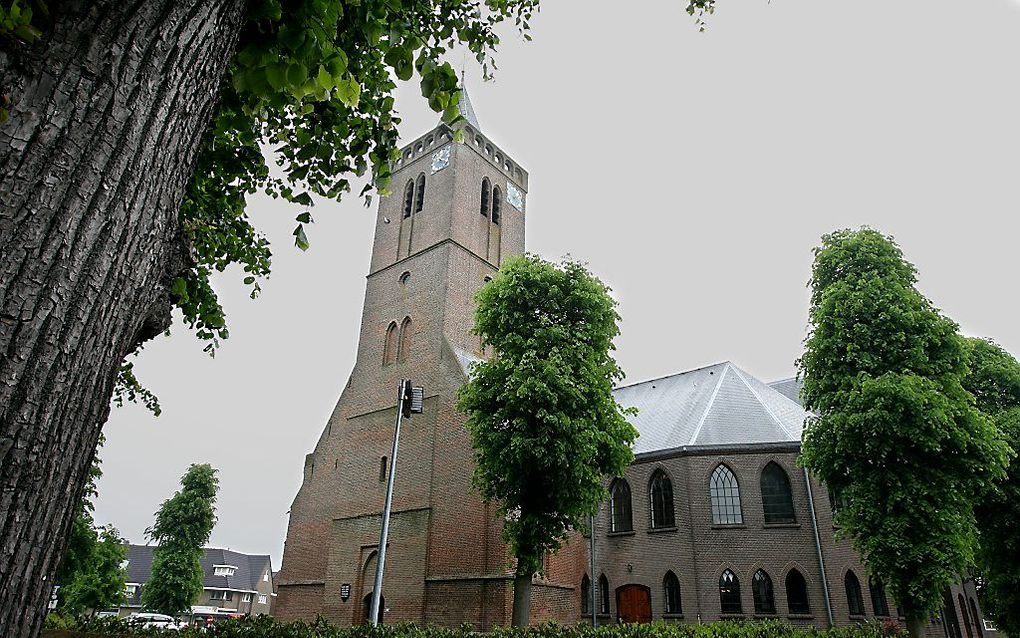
left=616, top=584, right=652, bottom=623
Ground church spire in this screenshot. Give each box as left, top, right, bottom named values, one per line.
left=456, top=84, right=481, bottom=130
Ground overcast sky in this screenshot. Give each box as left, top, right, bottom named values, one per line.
left=94, top=0, right=1020, bottom=568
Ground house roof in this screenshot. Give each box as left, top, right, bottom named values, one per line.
left=768, top=376, right=805, bottom=407
left=123, top=545, right=272, bottom=591
left=614, top=362, right=810, bottom=455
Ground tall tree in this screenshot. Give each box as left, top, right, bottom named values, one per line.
left=797, top=228, right=1010, bottom=638
left=141, top=464, right=219, bottom=616
left=457, top=255, right=638, bottom=626
left=0, top=0, right=713, bottom=633
left=53, top=446, right=127, bottom=617
left=961, top=338, right=1020, bottom=636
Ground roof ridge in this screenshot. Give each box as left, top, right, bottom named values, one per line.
left=687, top=363, right=730, bottom=445
left=614, top=361, right=731, bottom=391
left=729, top=365, right=798, bottom=439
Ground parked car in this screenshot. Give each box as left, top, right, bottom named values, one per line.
left=127, top=612, right=183, bottom=631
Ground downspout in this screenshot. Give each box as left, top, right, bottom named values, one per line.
left=804, top=467, right=834, bottom=627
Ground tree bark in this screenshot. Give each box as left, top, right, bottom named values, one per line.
left=511, top=570, right=532, bottom=627
left=0, top=1, right=247, bottom=636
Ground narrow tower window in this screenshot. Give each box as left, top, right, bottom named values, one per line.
left=402, top=180, right=415, bottom=218
left=383, top=322, right=398, bottom=365
left=415, top=173, right=426, bottom=213
left=491, top=186, right=502, bottom=225
left=480, top=178, right=491, bottom=217
left=379, top=457, right=388, bottom=482
left=598, top=575, right=610, bottom=614
left=397, top=317, right=413, bottom=362
left=580, top=574, right=591, bottom=615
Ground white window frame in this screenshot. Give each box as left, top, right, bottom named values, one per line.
left=213, top=564, right=238, bottom=577
left=258, top=594, right=268, bottom=605
left=241, top=593, right=252, bottom=603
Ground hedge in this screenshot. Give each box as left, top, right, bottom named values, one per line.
left=42, top=616, right=907, bottom=638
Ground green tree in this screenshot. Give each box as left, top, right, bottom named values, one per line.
left=0, top=1, right=714, bottom=634
left=961, top=338, right=1020, bottom=635
left=457, top=255, right=638, bottom=626
left=797, top=228, right=1010, bottom=638
left=53, top=448, right=127, bottom=617
left=141, top=464, right=219, bottom=616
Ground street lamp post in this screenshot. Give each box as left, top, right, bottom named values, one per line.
left=369, top=380, right=423, bottom=626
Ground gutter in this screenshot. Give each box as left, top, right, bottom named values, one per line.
left=804, top=467, right=834, bottom=627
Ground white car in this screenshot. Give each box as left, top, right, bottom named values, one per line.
left=127, top=612, right=183, bottom=631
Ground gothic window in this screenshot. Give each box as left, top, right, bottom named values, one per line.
left=786, top=569, right=810, bottom=614
left=719, top=569, right=742, bottom=614
left=415, top=173, right=426, bottom=213
left=943, top=587, right=963, bottom=638
left=383, top=322, right=398, bottom=365
left=663, top=571, right=682, bottom=614
left=752, top=569, right=776, bottom=615
left=649, top=469, right=675, bottom=529
left=959, top=594, right=973, bottom=638
left=379, top=457, right=388, bottom=482
left=397, top=317, right=412, bottom=362
left=609, top=479, right=632, bottom=533
left=969, top=598, right=983, bottom=638
left=580, top=575, right=591, bottom=615
left=480, top=178, right=491, bottom=217
left=710, top=464, right=742, bottom=525
left=598, top=574, right=610, bottom=614
left=870, top=577, right=890, bottom=617
left=402, top=179, right=415, bottom=218
left=491, top=186, right=502, bottom=225
left=761, top=461, right=796, bottom=524
left=845, top=570, right=865, bottom=616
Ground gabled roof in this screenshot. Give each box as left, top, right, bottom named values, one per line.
left=614, top=362, right=810, bottom=455
left=123, top=545, right=272, bottom=592
left=768, top=376, right=805, bottom=407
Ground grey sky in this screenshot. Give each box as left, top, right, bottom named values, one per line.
left=94, top=0, right=1020, bottom=569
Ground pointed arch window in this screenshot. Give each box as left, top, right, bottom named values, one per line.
left=480, top=178, right=491, bottom=217
left=649, top=470, right=675, bottom=529
left=598, top=575, right=610, bottom=614
left=710, top=464, right=742, bottom=525
left=402, top=179, right=415, bottom=218
left=719, top=569, right=742, bottom=614
left=786, top=569, right=810, bottom=614
left=663, top=571, right=682, bottom=615
left=969, top=598, right=983, bottom=638
left=752, top=569, right=776, bottom=615
left=761, top=461, right=796, bottom=524
left=383, top=322, right=398, bottom=365
left=609, top=479, right=632, bottom=533
left=845, top=570, right=865, bottom=616
left=415, top=173, right=426, bottom=213
left=397, top=317, right=412, bottom=362
left=959, top=594, right=974, bottom=638
left=491, top=186, right=502, bottom=225
left=580, top=574, right=591, bottom=615
left=870, top=577, right=890, bottom=617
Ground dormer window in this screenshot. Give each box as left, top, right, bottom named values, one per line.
left=213, top=565, right=237, bottom=577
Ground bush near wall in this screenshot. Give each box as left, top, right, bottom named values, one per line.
left=42, top=616, right=906, bottom=638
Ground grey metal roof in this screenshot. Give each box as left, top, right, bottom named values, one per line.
left=453, top=346, right=481, bottom=377
left=614, top=362, right=810, bottom=455
left=123, top=545, right=272, bottom=591
left=444, top=86, right=480, bottom=130
left=768, top=376, right=805, bottom=407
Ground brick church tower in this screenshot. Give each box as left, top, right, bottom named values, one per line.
left=275, top=91, right=584, bottom=627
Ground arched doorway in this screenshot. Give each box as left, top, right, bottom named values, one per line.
left=616, top=584, right=652, bottom=623
left=362, top=593, right=384, bottom=625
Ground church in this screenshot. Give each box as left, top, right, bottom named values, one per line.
left=274, top=92, right=992, bottom=638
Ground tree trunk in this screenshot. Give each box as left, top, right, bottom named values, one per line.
left=511, top=570, right=532, bottom=627
left=907, top=617, right=927, bottom=638
left=0, top=2, right=247, bottom=636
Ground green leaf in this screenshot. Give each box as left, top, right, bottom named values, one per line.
left=265, top=62, right=289, bottom=91
left=293, top=224, right=310, bottom=251
left=296, top=211, right=313, bottom=223
left=286, top=62, right=309, bottom=88
left=335, top=76, right=360, bottom=107
left=316, top=65, right=334, bottom=91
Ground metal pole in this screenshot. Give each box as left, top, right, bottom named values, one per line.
left=589, top=513, right=597, bottom=627
left=369, top=380, right=407, bottom=626
left=804, top=467, right=834, bottom=628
